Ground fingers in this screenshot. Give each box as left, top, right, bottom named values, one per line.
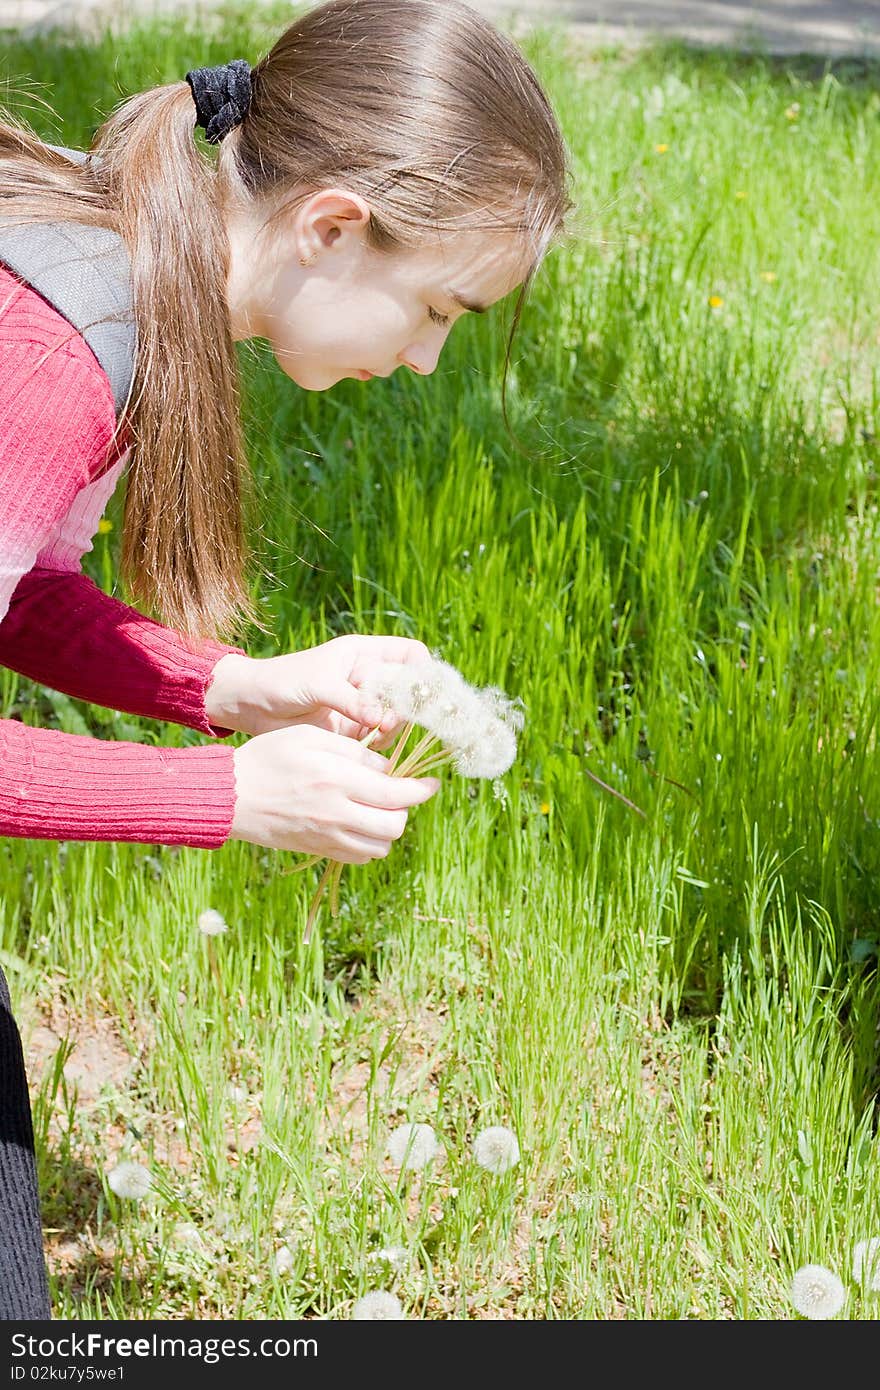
left=305, top=728, right=390, bottom=773
left=349, top=637, right=433, bottom=689
left=344, top=766, right=441, bottom=810
left=344, top=808, right=407, bottom=845
left=332, top=832, right=398, bottom=865
left=362, top=637, right=433, bottom=667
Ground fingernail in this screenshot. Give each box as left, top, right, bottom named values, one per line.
left=424, top=778, right=441, bottom=795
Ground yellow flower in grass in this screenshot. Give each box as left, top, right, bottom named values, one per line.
left=760, top=270, right=777, bottom=283
left=97, top=518, right=113, bottom=534
left=654, top=143, right=668, bottom=154
left=708, top=295, right=724, bottom=309
left=540, top=802, right=551, bottom=815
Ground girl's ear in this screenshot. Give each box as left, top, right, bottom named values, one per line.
left=297, top=187, right=371, bottom=259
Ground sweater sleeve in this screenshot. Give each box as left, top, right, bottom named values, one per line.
left=0, top=717, right=237, bottom=847
left=0, top=567, right=245, bottom=740
left=0, top=267, right=241, bottom=847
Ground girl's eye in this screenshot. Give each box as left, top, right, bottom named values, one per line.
left=428, top=306, right=450, bottom=327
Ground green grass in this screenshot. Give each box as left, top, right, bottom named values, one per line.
left=2, top=2, right=880, bottom=1318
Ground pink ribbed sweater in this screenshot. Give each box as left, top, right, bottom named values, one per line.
left=0, top=263, right=242, bottom=848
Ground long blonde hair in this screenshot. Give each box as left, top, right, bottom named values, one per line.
left=0, top=0, right=570, bottom=643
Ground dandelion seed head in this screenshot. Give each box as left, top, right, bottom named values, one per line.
left=368, top=1245, right=409, bottom=1272
left=451, top=725, right=516, bottom=778
left=351, top=1291, right=405, bottom=1320
left=409, top=675, right=442, bottom=716
left=386, top=1121, right=441, bottom=1171
left=106, top=1160, right=153, bottom=1200
left=477, top=685, right=526, bottom=733
left=472, top=1125, right=520, bottom=1175
left=171, top=1222, right=204, bottom=1250
left=853, top=1237, right=880, bottom=1291
left=363, top=657, right=523, bottom=778
left=790, top=1263, right=846, bottom=1319
left=197, top=909, right=228, bottom=937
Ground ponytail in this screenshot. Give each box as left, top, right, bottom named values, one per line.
left=0, top=89, right=266, bottom=645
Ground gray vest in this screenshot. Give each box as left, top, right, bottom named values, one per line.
left=0, top=145, right=136, bottom=415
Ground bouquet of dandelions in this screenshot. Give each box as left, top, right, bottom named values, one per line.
left=289, top=655, right=525, bottom=943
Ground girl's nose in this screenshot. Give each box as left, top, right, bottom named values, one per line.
left=399, top=334, right=445, bottom=376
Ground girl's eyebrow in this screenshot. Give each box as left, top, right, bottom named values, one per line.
left=447, top=287, right=487, bottom=314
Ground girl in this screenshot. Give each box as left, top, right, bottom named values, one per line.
left=0, top=0, right=569, bottom=1317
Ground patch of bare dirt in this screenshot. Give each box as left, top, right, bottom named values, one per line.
left=20, top=989, right=139, bottom=1108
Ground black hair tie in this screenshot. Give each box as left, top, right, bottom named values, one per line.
left=185, top=59, right=252, bottom=144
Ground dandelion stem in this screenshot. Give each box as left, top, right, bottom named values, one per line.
left=394, top=731, right=439, bottom=777
left=304, top=859, right=336, bottom=945
left=205, top=935, right=225, bottom=1000
left=385, top=721, right=415, bottom=774
left=396, top=748, right=451, bottom=778
left=329, top=859, right=344, bottom=918
left=279, top=855, right=321, bottom=876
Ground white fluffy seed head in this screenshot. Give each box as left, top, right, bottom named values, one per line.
left=853, top=1237, right=880, bottom=1291
left=171, top=1222, right=205, bottom=1251
left=273, top=1244, right=295, bottom=1277
left=476, top=684, right=526, bottom=733
left=351, top=1291, right=405, bottom=1320
left=472, top=1125, right=521, bottom=1175
left=106, top=1160, right=153, bottom=1200
left=386, top=1122, right=441, bottom=1171
left=361, top=657, right=524, bottom=779
left=197, top=909, right=228, bottom=937
left=790, top=1263, right=846, bottom=1319
left=368, top=1245, right=409, bottom=1272
left=451, top=723, right=518, bottom=778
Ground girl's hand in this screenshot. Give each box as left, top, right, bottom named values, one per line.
left=206, top=636, right=431, bottom=746
left=229, top=724, right=440, bottom=861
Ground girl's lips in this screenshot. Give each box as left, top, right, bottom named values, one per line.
left=356, top=369, right=373, bottom=380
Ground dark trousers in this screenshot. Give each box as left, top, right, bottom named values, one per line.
left=0, top=964, right=51, bottom=1318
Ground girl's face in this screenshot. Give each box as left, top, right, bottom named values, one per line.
left=226, top=188, right=530, bottom=390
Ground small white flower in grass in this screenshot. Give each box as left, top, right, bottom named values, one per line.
left=472, top=1125, right=520, bottom=1175
left=790, top=1264, right=846, bottom=1319
left=106, top=1160, right=152, bottom=1200
left=368, top=1245, right=408, bottom=1273
left=386, top=1122, right=441, bottom=1171
left=197, top=908, right=228, bottom=936
left=171, top=1222, right=204, bottom=1250
left=853, top=1237, right=880, bottom=1292
left=351, top=1291, right=405, bottom=1320
left=273, top=1244, right=295, bottom=1277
